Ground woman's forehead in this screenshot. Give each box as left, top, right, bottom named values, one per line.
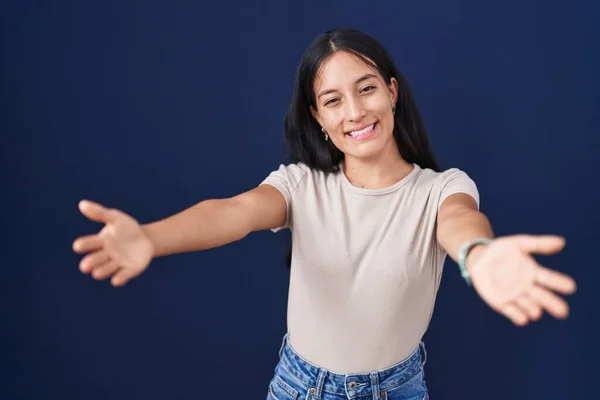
left=314, top=51, right=382, bottom=91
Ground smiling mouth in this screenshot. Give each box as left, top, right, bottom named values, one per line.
left=346, top=122, right=377, bottom=140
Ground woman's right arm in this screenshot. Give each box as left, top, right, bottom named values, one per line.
left=73, top=184, right=286, bottom=286
left=143, top=184, right=286, bottom=257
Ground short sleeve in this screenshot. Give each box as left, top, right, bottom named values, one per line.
left=259, top=163, right=307, bottom=232
left=437, top=168, right=480, bottom=212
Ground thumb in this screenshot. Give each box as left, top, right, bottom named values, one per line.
left=78, top=200, right=117, bottom=224
left=513, top=234, right=566, bottom=255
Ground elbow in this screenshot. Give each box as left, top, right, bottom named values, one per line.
left=225, top=197, right=254, bottom=239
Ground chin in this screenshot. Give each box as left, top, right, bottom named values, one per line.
left=342, top=142, right=387, bottom=160
left=342, top=134, right=394, bottom=160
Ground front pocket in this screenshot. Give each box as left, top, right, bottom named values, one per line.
left=268, top=375, right=299, bottom=400
left=382, top=368, right=427, bottom=400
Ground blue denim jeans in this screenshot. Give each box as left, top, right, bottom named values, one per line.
left=266, top=334, right=429, bottom=400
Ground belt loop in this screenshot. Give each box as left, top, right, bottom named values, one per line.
left=311, top=368, right=327, bottom=399
left=278, top=333, right=288, bottom=359
left=370, top=372, right=380, bottom=400
left=419, top=341, right=427, bottom=367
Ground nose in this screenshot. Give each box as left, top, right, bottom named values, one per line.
left=345, top=96, right=366, bottom=122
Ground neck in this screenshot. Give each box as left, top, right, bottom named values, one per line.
left=343, top=146, right=414, bottom=189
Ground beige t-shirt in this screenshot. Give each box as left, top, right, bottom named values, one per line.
left=260, top=162, right=480, bottom=373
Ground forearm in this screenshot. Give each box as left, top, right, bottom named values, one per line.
left=142, top=198, right=250, bottom=257
left=437, top=209, right=495, bottom=270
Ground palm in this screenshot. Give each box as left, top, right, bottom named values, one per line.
left=468, top=235, right=577, bottom=326
left=73, top=200, right=154, bottom=286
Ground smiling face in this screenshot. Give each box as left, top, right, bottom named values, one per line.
left=310, top=50, right=399, bottom=162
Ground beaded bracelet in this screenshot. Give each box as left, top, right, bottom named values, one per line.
left=457, top=238, right=493, bottom=286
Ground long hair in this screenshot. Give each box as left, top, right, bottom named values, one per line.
left=283, top=28, right=441, bottom=266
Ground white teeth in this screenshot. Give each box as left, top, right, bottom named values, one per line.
left=349, top=123, right=375, bottom=137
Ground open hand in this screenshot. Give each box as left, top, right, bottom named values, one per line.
left=467, top=235, right=577, bottom=326
left=72, top=200, right=154, bottom=287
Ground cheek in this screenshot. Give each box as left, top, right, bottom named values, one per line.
left=377, top=104, right=395, bottom=127
left=322, top=112, right=345, bottom=132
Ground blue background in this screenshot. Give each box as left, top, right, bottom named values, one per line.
left=2, top=0, right=598, bottom=398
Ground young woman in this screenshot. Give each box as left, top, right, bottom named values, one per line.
left=72, top=29, right=577, bottom=400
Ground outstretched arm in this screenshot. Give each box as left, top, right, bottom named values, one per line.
left=436, top=193, right=494, bottom=262
left=73, top=184, right=287, bottom=286
left=436, top=193, right=577, bottom=326
left=143, top=184, right=287, bottom=257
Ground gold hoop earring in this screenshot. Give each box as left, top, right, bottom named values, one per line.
left=321, top=127, right=329, bottom=141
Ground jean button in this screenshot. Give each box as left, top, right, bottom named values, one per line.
left=349, top=381, right=357, bottom=390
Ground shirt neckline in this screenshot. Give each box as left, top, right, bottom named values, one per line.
left=340, top=162, right=421, bottom=195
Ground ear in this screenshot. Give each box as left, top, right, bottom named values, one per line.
left=310, top=105, right=324, bottom=128
left=388, top=77, right=399, bottom=107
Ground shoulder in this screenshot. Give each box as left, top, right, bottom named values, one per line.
left=411, top=164, right=479, bottom=209
left=415, top=165, right=477, bottom=188
left=273, top=162, right=312, bottom=175
left=263, top=162, right=311, bottom=180
left=438, top=167, right=478, bottom=190
left=433, top=166, right=480, bottom=210
left=259, top=162, right=313, bottom=194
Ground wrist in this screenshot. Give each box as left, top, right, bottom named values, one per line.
left=457, top=237, right=493, bottom=286
left=465, top=243, right=489, bottom=272
left=141, top=224, right=159, bottom=258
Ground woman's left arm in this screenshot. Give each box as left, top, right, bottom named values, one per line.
left=437, top=193, right=577, bottom=326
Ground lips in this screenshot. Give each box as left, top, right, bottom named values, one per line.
left=345, top=122, right=377, bottom=141
left=346, top=122, right=377, bottom=137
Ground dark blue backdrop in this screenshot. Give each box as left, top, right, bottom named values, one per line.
left=2, top=1, right=598, bottom=399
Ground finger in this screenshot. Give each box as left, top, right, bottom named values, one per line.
left=78, top=200, right=116, bottom=224
left=500, top=303, right=529, bottom=326
left=73, top=234, right=103, bottom=254
left=529, top=285, right=570, bottom=319
left=91, top=259, right=120, bottom=280
left=79, top=250, right=110, bottom=273
left=111, top=268, right=135, bottom=287
left=513, top=234, right=566, bottom=255
left=535, top=265, right=577, bottom=295
left=515, top=295, right=543, bottom=321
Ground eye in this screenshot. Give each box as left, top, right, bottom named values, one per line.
left=324, top=98, right=339, bottom=106
left=361, top=85, right=376, bottom=93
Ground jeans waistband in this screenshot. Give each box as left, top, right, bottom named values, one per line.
left=276, top=333, right=427, bottom=399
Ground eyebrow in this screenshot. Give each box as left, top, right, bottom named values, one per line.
left=317, top=73, right=378, bottom=99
